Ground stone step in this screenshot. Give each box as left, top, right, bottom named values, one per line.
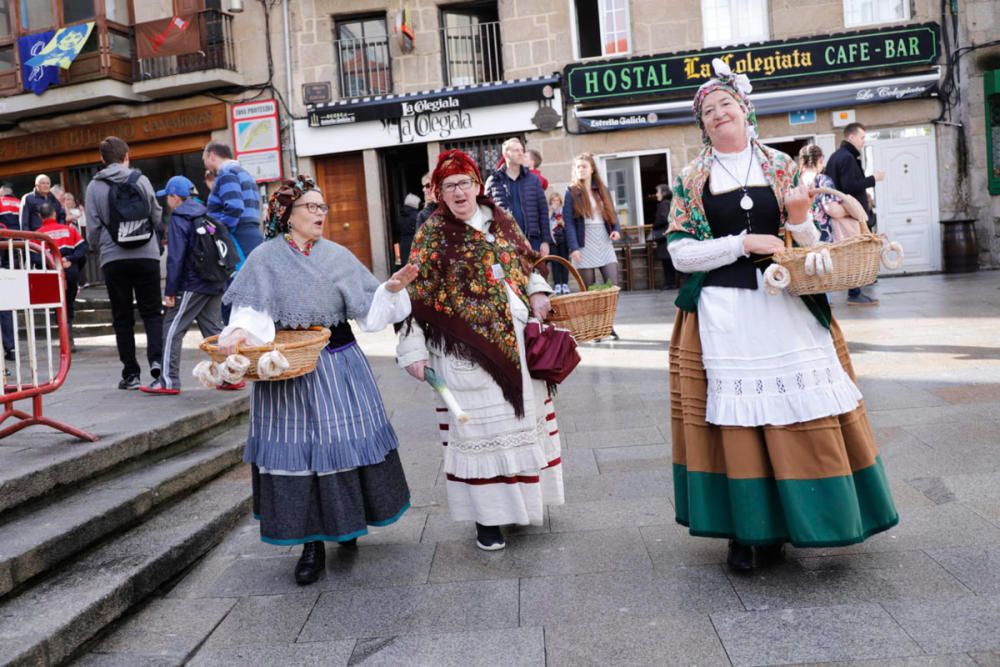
left=0, top=394, right=248, bottom=516
left=0, top=425, right=245, bottom=600
left=0, top=469, right=251, bottom=667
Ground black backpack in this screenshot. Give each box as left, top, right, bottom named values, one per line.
left=189, top=215, right=239, bottom=285
left=101, top=170, right=155, bottom=248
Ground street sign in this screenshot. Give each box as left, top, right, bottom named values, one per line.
left=231, top=99, right=282, bottom=183
left=832, top=109, right=856, bottom=126
left=789, top=109, right=816, bottom=125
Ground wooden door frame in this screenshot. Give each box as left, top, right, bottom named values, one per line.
left=313, top=151, right=373, bottom=269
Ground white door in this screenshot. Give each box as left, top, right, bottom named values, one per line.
left=870, top=134, right=940, bottom=273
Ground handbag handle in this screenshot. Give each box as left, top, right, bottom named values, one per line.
left=533, top=254, right=587, bottom=293
left=783, top=185, right=868, bottom=248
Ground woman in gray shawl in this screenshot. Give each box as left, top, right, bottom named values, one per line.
left=217, top=175, right=418, bottom=585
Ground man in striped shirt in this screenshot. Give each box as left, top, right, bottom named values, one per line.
left=203, top=140, right=264, bottom=322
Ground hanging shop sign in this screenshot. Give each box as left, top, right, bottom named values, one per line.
left=307, top=76, right=558, bottom=128
left=564, top=23, right=940, bottom=105
left=294, top=92, right=562, bottom=156
left=231, top=99, right=282, bottom=183
left=572, top=71, right=938, bottom=133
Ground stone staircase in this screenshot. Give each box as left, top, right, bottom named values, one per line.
left=0, top=398, right=251, bottom=666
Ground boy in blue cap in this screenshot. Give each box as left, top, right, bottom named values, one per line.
left=141, top=175, right=226, bottom=394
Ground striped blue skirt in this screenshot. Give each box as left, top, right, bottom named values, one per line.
left=244, top=341, right=400, bottom=472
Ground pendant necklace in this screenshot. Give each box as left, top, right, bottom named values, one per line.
left=714, top=149, right=756, bottom=212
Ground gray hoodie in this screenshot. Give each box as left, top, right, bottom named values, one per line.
left=85, top=162, right=163, bottom=267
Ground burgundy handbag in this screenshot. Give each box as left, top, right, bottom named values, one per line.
left=524, top=320, right=581, bottom=384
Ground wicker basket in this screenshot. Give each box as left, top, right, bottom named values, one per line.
left=536, top=255, right=620, bottom=342
left=199, top=327, right=332, bottom=381
left=772, top=187, right=884, bottom=296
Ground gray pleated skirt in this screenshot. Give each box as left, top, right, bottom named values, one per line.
left=245, top=341, right=410, bottom=544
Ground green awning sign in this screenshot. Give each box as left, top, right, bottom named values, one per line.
left=564, top=23, right=940, bottom=105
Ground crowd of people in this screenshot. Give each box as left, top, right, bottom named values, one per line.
left=0, top=60, right=897, bottom=584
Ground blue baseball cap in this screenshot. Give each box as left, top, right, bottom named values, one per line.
left=156, top=175, right=196, bottom=198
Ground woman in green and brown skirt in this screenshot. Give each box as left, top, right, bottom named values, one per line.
left=665, top=59, right=898, bottom=572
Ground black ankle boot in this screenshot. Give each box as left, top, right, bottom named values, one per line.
left=475, top=523, right=506, bottom=551
left=294, top=540, right=325, bottom=585
left=727, top=539, right=754, bottom=572
left=755, top=542, right=785, bottom=566
left=339, top=537, right=358, bottom=550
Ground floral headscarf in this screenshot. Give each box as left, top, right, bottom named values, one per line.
left=692, top=58, right=758, bottom=145
left=264, top=174, right=319, bottom=239
left=431, top=149, right=484, bottom=200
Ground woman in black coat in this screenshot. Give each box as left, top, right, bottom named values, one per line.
left=651, top=184, right=677, bottom=289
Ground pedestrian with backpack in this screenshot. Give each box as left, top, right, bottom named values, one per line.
left=142, top=175, right=236, bottom=395
left=85, top=136, right=165, bottom=390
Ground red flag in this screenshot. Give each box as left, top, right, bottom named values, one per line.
left=136, top=15, right=200, bottom=59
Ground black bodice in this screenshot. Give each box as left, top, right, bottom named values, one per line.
left=701, top=183, right=780, bottom=289
left=326, top=321, right=357, bottom=348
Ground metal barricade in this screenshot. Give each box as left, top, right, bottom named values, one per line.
left=0, top=230, right=97, bottom=441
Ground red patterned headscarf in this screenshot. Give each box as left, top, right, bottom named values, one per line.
left=264, top=174, right=319, bottom=239
left=431, top=149, right=483, bottom=200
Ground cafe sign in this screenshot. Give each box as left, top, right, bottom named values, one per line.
left=564, top=23, right=940, bottom=104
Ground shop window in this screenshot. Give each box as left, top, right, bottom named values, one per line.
left=0, top=0, right=11, bottom=38
left=441, top=4, right=502, bottom=86
left=575, top=0, right=631, bottom=59
left=701, top=0, right=768, bottom=47
left=443, top=133, right=525, bottom=181
left=843, top=0, right=909, bottom=28
left=0, top=45, right=13, bottom=71
left=334, top=14, right=392, bottom=98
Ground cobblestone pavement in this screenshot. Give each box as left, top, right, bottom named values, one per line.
left=78, top=272, right=1000, bottom=666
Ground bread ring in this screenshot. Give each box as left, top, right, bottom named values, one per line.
left=804, top=252, right=817, bottom=276
left=257, top=350, right=290, bottom=380
left=881, top=241, right=904, bottom=270
left=763, top=263, right=790, bottom=293
left=820, top=248, right=834, bottom=275
left=193, top=360, right=222, bottom=388
left=220, top=354, right=251, bottom=384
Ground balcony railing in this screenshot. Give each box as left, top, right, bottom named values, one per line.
left=134, top=10, right=236, bottom=81
left=442, top=20, right=502, bottom=87
left=334, top=35, right=392, bottom=98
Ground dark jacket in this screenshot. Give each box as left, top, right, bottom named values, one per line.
left=485, top=166, right=552, bottom=247
left=396, top=204, right=419, bottom=264
left=164, top=198, right=224, bottom=297
left=20, top=190, right=65, bottom=231
left=415, top=202, right=437, bottom=229
left=562, top=184, right=622, bottom=253
left=823, top=141, right=875, bottom=219
left=651, top=198, right=672, bottom=260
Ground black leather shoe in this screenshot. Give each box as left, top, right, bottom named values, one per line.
left=475, top=523, right=506, bottom=551
left=338, top=538, right=358, bottom=550
left=727, top=539, right=754, bottom=572
left=755, top=542, right=785, bottom=566
left=294, top=541, right=325, bottom=585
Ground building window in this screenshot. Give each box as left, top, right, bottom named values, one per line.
left=334, top=15, right=392, bottom=98
left=575, top=0, right=631, bottom=59
left=441, top=4, right=502, bottom=86
left=843, top=0, right=909, bottom=27
left=701, top=0, right=769, bottom=47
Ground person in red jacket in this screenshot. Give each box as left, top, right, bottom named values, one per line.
left=523, top=148, right=550, bottom=191
left=37, top=203, right=88, bottom=351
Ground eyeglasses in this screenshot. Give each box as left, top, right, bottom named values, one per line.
left=441, top=178, right=478, bottom=194
left=293, top=202, right=330, bottom=214
left=421, top=183, right=432, bottom=190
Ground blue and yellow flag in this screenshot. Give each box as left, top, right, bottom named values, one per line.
left=25, top=22, right=95, bottom=70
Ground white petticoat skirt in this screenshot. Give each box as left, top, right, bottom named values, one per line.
left=697, top=271, right=862, bottom=427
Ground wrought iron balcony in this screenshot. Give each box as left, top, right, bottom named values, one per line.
left=333, top=34, right=393, bottom=99
left=134, top=10, right=237, bottom=82
left=442, top=20, right=503, bottom=87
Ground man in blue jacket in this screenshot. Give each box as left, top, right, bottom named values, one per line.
left=824, top=122, right=885, bottom=306
left=484, top=137, right=551, bottom=254
left=141, top=175, right=225, bottom=395
left=20, top=174, right=65, bottom=231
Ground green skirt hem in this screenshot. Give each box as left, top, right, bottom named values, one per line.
left=674, top=514, right=900, bottom=548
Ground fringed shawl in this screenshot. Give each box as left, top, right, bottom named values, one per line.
left=406, top=198, right=542, bottom=417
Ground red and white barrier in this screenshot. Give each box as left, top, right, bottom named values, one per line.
left=0, top=230, right=96, bottom=441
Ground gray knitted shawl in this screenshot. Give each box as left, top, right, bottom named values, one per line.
left=222, top=237, right=379, bottom=328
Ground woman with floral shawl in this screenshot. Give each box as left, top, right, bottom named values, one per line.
left=397, top=150, right=564, bottom=552
left=217, top=176, right=418, bottom=585
left=667, top=60, right=898, bottom=571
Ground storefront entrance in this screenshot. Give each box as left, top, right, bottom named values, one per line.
left=869, top=128, right=940, bottom=273
left=379, top=144, right=430, bottom=267
left=314, top=152, right=373, bottom=269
